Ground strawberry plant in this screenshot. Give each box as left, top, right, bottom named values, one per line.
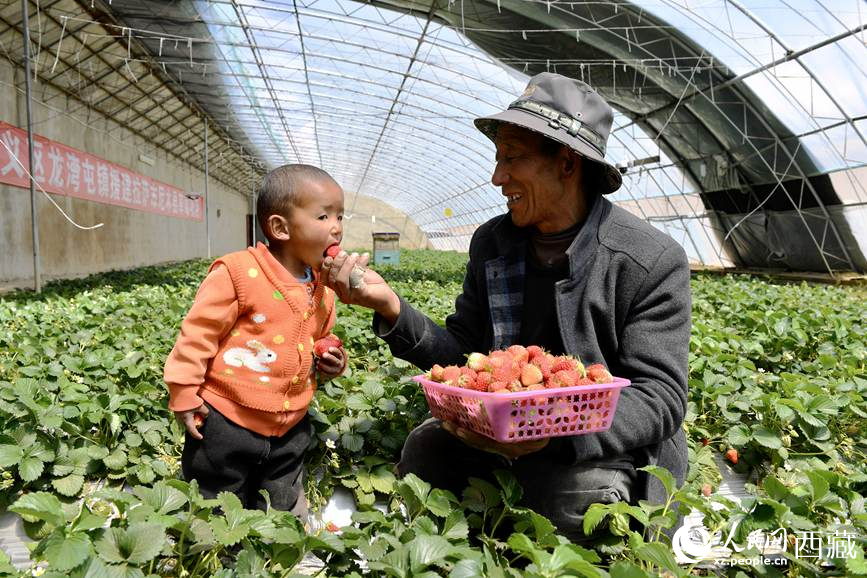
left=1, top=253, right=864, bottom=576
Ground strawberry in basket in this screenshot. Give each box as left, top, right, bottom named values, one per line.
left=415, top=345, right=627, bottom=443
left=425, top=345, right=613, bottom=392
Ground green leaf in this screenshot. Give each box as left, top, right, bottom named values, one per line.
left=548, top=544, right=601, bottom=577
left=0, top=444, right=23, bottom=468
left=610, top=560, right=653, bottom=578
left=582, top=504, right=609, bottom=535
left=42, top=532, right=91, bottom=572
left=52, top=474, right=85, bottom=497
left=449, top=558, right=483, bottom=578
left=506, top=533, right=539, bottom=563
left=369, top=466, right=396, bottom=494
left=10, top=492, right=65, bottom=526
left=640, top=465, right=676, bottom=498
left=103, top=450, right=128, bottom=471
left=133, top=482, right=188, bottom=514
left=637, top=542, right=681, bottom=574
left=19, top=456, right=45, bottom=482
left=806, top=470, right=830, bottom=503
left=407, top=535, right=453, bottom=572
left=341, top=433, right=364, bottom=452
left=752, top=426, right=783, bottom=449
left=846, top=545, right=867, bottom=575
left=426, top=489, right=454, bottom=518
left=361, top=380, right=385, bottom=399
left=94, top=523, right=165, bottom=565
left=726, top=424, right=752, bottom=446
left=493, top=470, right=523, bottom=506
left=442, top=511, right=469, bottom=541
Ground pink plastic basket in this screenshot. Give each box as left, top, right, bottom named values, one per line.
left=413, top=375, right=630, bottom=443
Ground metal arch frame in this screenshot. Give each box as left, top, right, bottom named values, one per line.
left=228, top=0, right=305, bottom=164
left=79, top=0, right=265, bottom=182
left=639, top=0, right=862, bottom=271
left=206, top=100, right=500, bottom=196
left=0, top=8, right=259, bottom=191
left=408, top=0, right=731, bottom=261
left=31, top=1, right=263, bottom=185
left=495, top=0, right=858, bottom=273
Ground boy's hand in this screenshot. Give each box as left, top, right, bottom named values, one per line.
left=175, top=404, right=209, bottom=440
left=317, top=346, right=346, bottom=377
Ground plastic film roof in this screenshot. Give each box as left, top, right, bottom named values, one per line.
left=4, top=0, right=867, bottom=273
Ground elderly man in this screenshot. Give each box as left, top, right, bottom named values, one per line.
left=323, top=72, right=691, bottom=541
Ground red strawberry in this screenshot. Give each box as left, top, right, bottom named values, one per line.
left=725, top=448, right=739, bottom=465
left=575, top=377, right=594, bottom=386
left=551, top=369, right=583, bottom=388
left=325, top=244, right=341, bottom=258
left=530, top=355, right=553, bottom=379
left=507, top=345, right=529, bottom=364
left=520, top=363, right=543, bottom=386
left=701, top=438, right=710, bottom=447
left=429, top=364, right=445, bottom=382
left=456, top=367, right=478, bottom=389
left=526, top=345, right=545, bottom=361
left=313, top=335, right=342, bottom=358
left=490, top=381, right=509, bottom=393
left=488, top=350, right=513, bottom=369
left=193, top=413, right=205, bottom=428
left=551, top=356, right=578, bottom=373
left=325, top=521, right=340, bottom=532
left=492, top=364, right=515, bottom=383
left=586, top=363, right=613, bottom=384
left=441, top=365, right=461, bottom=386
left=466, top=352, right=490, bottom=372
left=475, top=371, right=493, bottom=392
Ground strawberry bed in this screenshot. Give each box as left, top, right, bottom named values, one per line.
left=0, top=251, right=865, bottom=576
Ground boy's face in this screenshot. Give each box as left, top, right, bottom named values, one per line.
left=284, top=178, right=345, bottom=270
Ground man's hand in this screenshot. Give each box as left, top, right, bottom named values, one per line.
left=322, top=251, right=401, bottom=324
left=441, top=420, right=549, bottom=459
left=174, top=404, right=209, bottom=440
left=317, top=346, right=346, bottom=377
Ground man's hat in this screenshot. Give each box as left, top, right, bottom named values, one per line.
left=475, top=72, right=622, bottom=194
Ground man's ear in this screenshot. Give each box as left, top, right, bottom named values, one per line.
left=267, top=214, right=291, bottom=241
left=560, top=148, right=579, bottom=178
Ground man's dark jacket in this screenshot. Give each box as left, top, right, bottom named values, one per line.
left=374, top=196, right=691, bottom=505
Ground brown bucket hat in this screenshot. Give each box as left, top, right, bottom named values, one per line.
left=475, top=72, right=622, bottom=194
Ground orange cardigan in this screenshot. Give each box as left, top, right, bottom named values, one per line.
left=164, top=243, right=337, bottom=437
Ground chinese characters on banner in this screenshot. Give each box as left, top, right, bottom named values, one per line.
left=0, top=121, right=203, bottom=221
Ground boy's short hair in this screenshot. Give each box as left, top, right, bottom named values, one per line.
left=256, top=164, right=336, bottom=240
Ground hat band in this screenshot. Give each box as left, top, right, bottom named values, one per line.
left=508, top=100, right=606, bottom=156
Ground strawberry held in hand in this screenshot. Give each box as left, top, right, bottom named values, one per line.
left=313, top=334, right=342, bottom=358
left=324, top=244, right=367, bottom=289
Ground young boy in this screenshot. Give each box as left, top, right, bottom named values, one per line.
left=164, top=164, right=347, bottom=517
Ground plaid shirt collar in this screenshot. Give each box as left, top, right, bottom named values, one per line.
left=485, top=195, right=606, bottom=350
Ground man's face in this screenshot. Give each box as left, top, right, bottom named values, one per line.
left=284, top=178, right=345, bottom=271
left=491, top=124, right=580, bottom=233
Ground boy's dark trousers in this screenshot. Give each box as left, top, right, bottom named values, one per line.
left=182, top=404, right=311, bottom=517
left=397, top=418, right=634, bottom=542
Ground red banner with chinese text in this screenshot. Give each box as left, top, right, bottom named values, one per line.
left=0, top=121, right=203, bottom=221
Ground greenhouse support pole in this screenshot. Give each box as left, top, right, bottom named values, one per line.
left=204, top=119, right=210, bottom=259
left=251, top=177, right=257, bottom=247
left=22, top=0, right=40, bottom=293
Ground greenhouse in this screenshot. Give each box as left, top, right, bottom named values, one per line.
left=0, top=0, right=865, bottom=575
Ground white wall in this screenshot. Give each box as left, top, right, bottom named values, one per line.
left=0, top=59, right=247, bottom=289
